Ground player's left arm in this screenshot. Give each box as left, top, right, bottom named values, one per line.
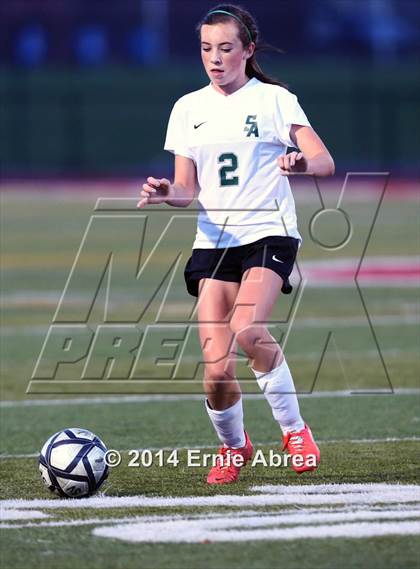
left=277, top=125, right=335, bottom=177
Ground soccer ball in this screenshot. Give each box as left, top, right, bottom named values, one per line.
left=39, top=427, right=109, bottom=498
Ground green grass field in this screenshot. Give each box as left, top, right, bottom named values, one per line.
left=0, top=395, right=419, bottom=569
left=1, top=183, right=419, bottom=568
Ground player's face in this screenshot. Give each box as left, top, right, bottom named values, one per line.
left=200, top=22, right=254, bottom=92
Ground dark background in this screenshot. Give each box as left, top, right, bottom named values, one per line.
left=1, top=0, right=419, bottom=177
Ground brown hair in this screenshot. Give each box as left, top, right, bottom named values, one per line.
left=197, top=3, right=287, bottom=88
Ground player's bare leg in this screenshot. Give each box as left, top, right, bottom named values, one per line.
left=230, top=267, right=284, bottom=372
left=231, top=267, right=320, bottom=472
left=197, top=278, right=254, bottom=483
left=197, top=277, right=240, bottom=410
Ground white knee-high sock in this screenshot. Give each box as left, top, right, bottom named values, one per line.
left=252, top=358, right=305, bottom=434
left=205, top=398, right=246, bottom=449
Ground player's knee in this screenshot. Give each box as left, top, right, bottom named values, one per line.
left=230, top=317, right=262, bottom=348
left=204, top=367, right=233, bottom=387
left=230, top=314, right=252, bottom=337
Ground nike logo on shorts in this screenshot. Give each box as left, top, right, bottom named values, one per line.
left=272, top=255, right=284, bottom=263
left=194, top=121, right=207, bottom=129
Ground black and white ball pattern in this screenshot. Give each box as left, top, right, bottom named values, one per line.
left=39, top=428, right=109, bottom=498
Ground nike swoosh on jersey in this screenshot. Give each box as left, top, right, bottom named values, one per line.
left=272, top=255, right=284, bottom=263
left=194, top=121, right=207, bottom=129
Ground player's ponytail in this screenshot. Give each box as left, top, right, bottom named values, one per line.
left=197, top=4, right=288, bottom=89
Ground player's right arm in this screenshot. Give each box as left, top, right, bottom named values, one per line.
left=137, top=155, right=196, bottom=209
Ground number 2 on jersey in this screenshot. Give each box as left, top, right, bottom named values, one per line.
left=218, top=153, right=239, bottom=187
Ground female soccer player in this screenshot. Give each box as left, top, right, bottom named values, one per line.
left=138, top=4, right=334, bottom=484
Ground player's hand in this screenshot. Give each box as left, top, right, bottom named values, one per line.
left=137, top=177, right=171, bottom=208
left=277, top=152, right=308, bottom=175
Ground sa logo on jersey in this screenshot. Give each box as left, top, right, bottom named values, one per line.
left=244, top=115, right=259, bottom=137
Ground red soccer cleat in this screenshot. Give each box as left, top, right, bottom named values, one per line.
left=207, top=431, right=254, bottom=485
left=282, top=424, right=320, bottom=474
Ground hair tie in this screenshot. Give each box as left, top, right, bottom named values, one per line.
left=206, top=9, right=253, bottom=43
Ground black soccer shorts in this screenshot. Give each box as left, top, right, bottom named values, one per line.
left=184, top=235, right=299, bottom=297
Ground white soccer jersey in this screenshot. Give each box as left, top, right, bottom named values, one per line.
left=164, top=77, right=310, bottom=249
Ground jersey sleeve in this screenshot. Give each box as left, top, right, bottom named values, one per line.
left=163, top=99, right=194, bottom=159
left=274, top=88, right=311, bottom=148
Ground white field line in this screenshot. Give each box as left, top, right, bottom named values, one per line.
left=95, top=519, right=420, bottom=543
left=2, top=482, right=419, bottom=542
left=1, top=437, right=419, bottom=461
left=1, top=388, right=419, bottom=409
left=2, top=484, right=420, bottom=511
left=3, top=506, right=420, bottom=530
left=1, top=314, right=419, bottom=336
left=0, top=510, right=50, bottom=521
left=250, top=483, right=420, bottom=495
left=0, top=512, right=189, bottom=528
left=0, top=511, right=198, bottom=525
